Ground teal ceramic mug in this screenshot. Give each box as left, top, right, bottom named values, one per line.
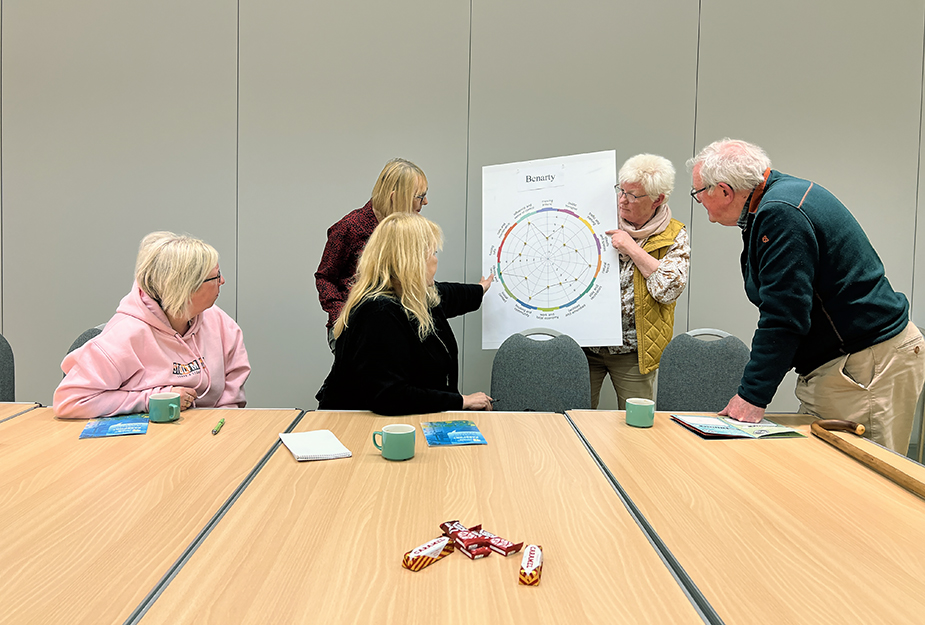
left=372, top=424, right=415, bottom=461
left=149, top=392, right=181, bottom=423
left=625, top=397, right=655, bottom=428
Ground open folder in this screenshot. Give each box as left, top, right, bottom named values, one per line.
left=279, top=429, right=352, bottom=461
left=670, top=414, right=803, bottom=439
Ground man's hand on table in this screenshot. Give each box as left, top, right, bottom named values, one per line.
left=718, top=394, right=765, bottom=423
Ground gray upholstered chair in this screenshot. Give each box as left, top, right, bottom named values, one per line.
left=655, top=328, right=750, bottom=413
left=490, top=328, right=591, bottom=412
left=0, top=333, right=14, bottom=402
left=67, top=324, right=105, bottom=355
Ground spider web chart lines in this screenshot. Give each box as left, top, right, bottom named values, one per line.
left=496, top=207, right=602, bottom=311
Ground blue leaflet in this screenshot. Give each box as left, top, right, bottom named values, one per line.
left=421, top=420, right=487, bottom=446
left=79, top=414, right=149, bottom=439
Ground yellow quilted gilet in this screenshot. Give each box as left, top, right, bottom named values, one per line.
left=634, top=219, right=684, bottom=375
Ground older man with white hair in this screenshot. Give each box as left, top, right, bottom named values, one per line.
left=688, top=138, right=925, bottom=453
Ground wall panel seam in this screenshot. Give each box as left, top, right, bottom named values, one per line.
left=914, top=4, right=925, bottom=318
left=461, top=0, right=474, bottom=390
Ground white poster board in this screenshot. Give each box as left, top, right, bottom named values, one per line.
left=481, top=150, right=621, bottom=349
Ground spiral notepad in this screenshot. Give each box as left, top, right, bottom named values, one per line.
left=279, top=429, right=352, bottom=461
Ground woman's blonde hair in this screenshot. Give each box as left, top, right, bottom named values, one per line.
left=370, top=158, right=427, bottom=217
left=335, top=213, right=442, bottom=341
left=135, top=231, right=219, bottom=319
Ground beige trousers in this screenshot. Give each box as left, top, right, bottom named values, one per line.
left=795, top=321, right=925, bottom=453
left=584, top=348, right=656, bottom=410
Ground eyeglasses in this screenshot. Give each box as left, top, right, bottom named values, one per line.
left=615, top=185, right=648, bottom=203
left=202, top=270, right=222, bottom=284
left=690, top=182, right=730, bottom=204
left=414, top=192, right=427, bottom=203
left=690, top=186, right=710, bottom=203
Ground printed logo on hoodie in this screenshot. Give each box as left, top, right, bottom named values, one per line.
left=173, top=357, right=205, bottom=377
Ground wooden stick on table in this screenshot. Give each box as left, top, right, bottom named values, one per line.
left=811, top=419, right=925, bottom=500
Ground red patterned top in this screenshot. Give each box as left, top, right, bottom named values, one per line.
left=314, top=201, right=379, bottom=327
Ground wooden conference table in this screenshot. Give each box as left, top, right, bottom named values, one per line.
left=0, top=406, right=303, bottom=625
left=567, top=410, right=925, bottom=625
left=0, top=401, right=40, bottom=422
left=139, top=411, right=705, bottom=624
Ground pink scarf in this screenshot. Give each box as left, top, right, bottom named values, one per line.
left=618, top=203, right=672, bottom=242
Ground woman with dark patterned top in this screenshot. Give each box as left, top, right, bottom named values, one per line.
left=314, top=158, right=429, bottom=351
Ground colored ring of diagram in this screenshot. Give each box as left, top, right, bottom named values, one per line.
left=496, top=207, right=602, bottom=311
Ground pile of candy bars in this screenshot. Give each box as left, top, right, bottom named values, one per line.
left=401, top=519, right=543, bottom=586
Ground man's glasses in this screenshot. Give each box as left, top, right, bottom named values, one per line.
left=615, top=186, right=648, bottom=203
left=690, top=183, right=730, bottom=204
left=690, top=186, right=709, bottom=203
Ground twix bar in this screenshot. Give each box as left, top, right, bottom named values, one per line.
left=518, top=544, right=543, bottom=586
left=402, top=536, right=455, bottom=572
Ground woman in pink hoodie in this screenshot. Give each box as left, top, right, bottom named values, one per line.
left=54, top=231, right=251, bottom=419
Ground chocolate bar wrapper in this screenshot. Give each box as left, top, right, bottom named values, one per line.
left=402, top=536, right=455, bottom=572
left=518, top=544, right=543, bottom=586
left=439, top=520, right=482, bottom=537
left=477, top=529, right=524, bottom=556
left=459, top=545, right=492, bottom=560
left=439, top=520, right=489, bottom=551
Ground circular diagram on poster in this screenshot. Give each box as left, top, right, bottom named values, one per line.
left=496, top=207, right=602, bottom=311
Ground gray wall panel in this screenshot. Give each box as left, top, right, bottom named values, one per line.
left=463, top=0, right=700, bottom=408
left=2, top=0, right=923, bottom=416
left=236, top=0, right=471, bottom=409
left=693, top=0, right=925, bottom=410
left=2, top=1, right=238, bottom=403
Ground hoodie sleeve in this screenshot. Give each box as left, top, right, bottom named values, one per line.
left=214, top=316, right=250, bottom=408
left=53, top=343, right=171, bottom=419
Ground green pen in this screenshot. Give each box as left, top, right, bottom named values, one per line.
left=212, top=418, right=225, bottom=435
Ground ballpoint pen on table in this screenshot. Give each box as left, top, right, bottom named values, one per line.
left=212, top=418, right=225, bottom=435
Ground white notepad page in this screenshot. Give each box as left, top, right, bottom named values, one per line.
left=279, top=429, right=352, bottom=462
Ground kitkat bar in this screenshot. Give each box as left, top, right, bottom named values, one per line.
left=402, top=536, right=455, bottom=572
left=459, top=545, right=492, bottom=560
left=518, top=544, right=543, bottom=586
left=476, top=529, right=523, bottom=556
left=439, top=520, right=489, bottom=551
left=439, top=520, right=481, bottom=536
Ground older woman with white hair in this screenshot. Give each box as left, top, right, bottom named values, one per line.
left=54, top=231, right=250, bottom=418
left=585, top=153, right=690, bottom=409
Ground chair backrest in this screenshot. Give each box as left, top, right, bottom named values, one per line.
left=67, top=327, right=103, bottom=356
left=656, top=329, right=750, bottom=413
left=519, top=328, right=562, bottom=339
left=686, top=328, right=731, bottom=339
left=0, top=333, right=14, bottom=402
left=490, top=329, right=591, bottom=412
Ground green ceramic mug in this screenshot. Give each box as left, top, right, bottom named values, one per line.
left=149, top=392, right=181, bottom=423
left=372, top=424, right=415, bottom=461
left=625, top=397, right=655, bottom=428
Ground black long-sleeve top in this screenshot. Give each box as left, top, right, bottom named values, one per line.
left=316, top=282, right=483, bottom=415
